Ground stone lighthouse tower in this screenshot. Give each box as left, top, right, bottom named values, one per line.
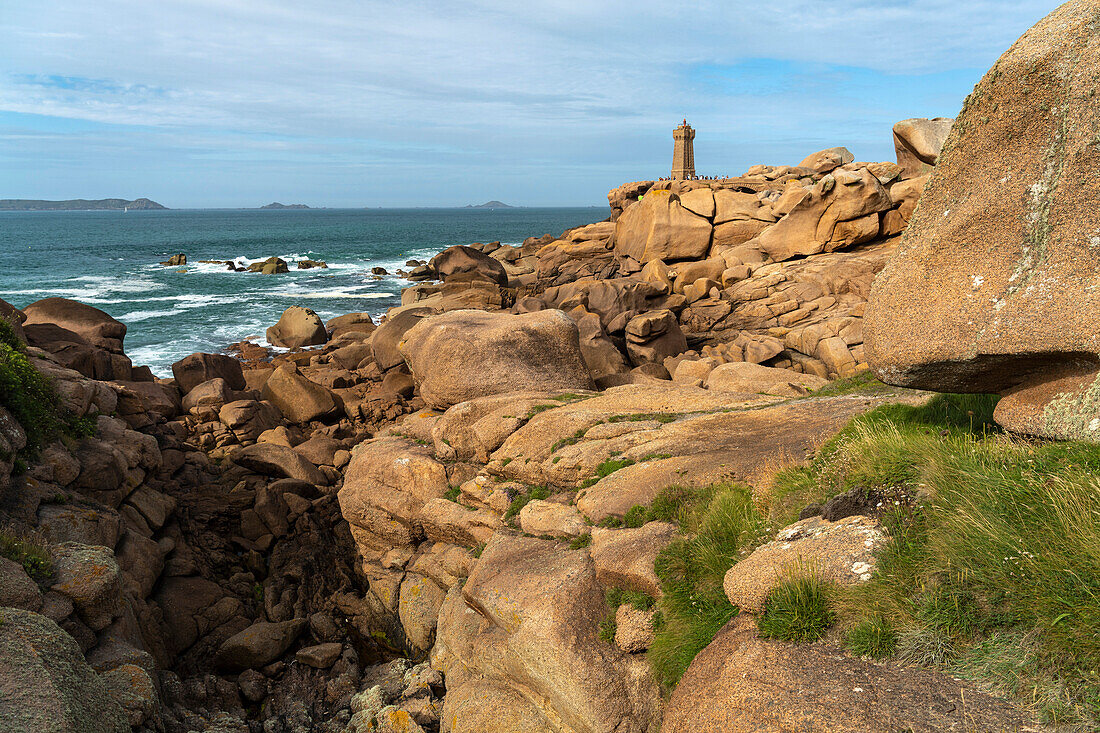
left=672, top=119, right=696, bottom=180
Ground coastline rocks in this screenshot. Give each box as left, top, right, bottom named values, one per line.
left=266, top=305, right=328, bottom=348
left=49, top=543, right=125, bottom=631
left=892, top=117, right=954, bottom=179
left=865, top=1, right=1100, bottom=441
left=213, top=619, right=307, bottom=672
left=624, top=309, right=687, bottom=366
left=171, top=352, right=246, bottom=394
left=261, top=363, right=338, bottom=423
left=0, top=608, right=130, bottom=733
left=614, top=189, right=713, bottom=263
left=400, top=309, right=595, bottom=409
left=432, top=533, right=661, bottom=733
left=372, top=308, right=433, bottom=371
left=0, top=296, right=27, bottom=343
left=705, top=361, right=828, bottom=396
left=429, top=245, right=508, bottom=286
left=723, top=515, right=885, bottom=613
left=22, top=297, right=127, bottom=353
left=233, top=442, right=328, bottom=484
left=247, top=256, right=289, bottom=274
left=160, top=253, right=187, bottom=266
left=798, top=146, right=854, bottom=174
left=663, top=614, right=1032, bottom=732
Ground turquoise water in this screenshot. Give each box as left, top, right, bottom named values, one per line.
left=0, top=207, right=603, bottom=375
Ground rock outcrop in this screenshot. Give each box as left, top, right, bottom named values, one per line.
left=266, top=305, right=328, bottom=348
left=866, top=0, right=1100, bottom=441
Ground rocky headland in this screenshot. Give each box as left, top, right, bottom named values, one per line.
left=2, top=5, right=1099, bottom=732
left=0, top=198, right=167, bottom=211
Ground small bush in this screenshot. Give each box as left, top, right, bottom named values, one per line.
left=648, top=482, right=764, bottom=688
left=443, top=486, right=461, bottom=502
left=598, top=615, right=617, bottom=644
left=757, top=574, right=835, bottom=643
left=595, top=457, right=634, bottom=478
left=569, top=533, right=592, bottom=550
left=0, top=530, right=53, bottom=583
left=846, top=614, right=896, bottom=659
left=503, top=485, right=550, bottom=522
left=0, top=342, right=65, bottom=461
left=606, top=586, right=655, bottom=611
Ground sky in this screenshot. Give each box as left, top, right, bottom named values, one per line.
left=0, top=1, right=1065, bottom=208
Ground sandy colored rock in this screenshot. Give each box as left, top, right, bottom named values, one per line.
left=232, top=443, right=328, bottom=485
left=518, top=499, right=586, bottom=538
left=797, top=146, right=854, bottom=173
left=266, top=305, right=328, bottom=348
left=615, top=605, right=656, bottom=653
left=893, top=117, right=954, bottom=179
left=705, top=361, right=828, bottom=396
left=372, top=307, right=434, bottom=371
left=0, top=608, right=130, bottom=733
left=614, top=188, right=713, bottom=263
left=400, top=309, right=594, bottom=409
left=261, top=363, right=338, bottom=423
left=590, top=522, right=677, bottom=597
left=865, top=2, right=1100, bottom=441
left=219, top=399, right=282, bottom=442
left=724, top=515, right=885, bottom=613
left=22, top=297, right=127, bottom=352
left=662, top=614, right=1032, bottom=733
left=430, top=244, right=508, bottom=286
left=432, top=534, right=661, bottom=733
left=398, top=573, right=447, bottom=653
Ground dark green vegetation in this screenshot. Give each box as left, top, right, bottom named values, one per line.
left=757, top=575, right=834, bottom=642
left=768, top=392, right=1100, bottom=726
left=647, top=482, right=768, bottom=688
left=0, top=529, right=53, bottom=583
left=0, top=198, right=166, bottom=211
left=503, top=485, right=550, bottom=522
left=0, top=320, right=95, bottom=466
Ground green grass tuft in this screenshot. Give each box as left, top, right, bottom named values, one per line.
left=606, top=586, right=655, bottom=611
left=503, top=485, right=551, bottom=522
left=648, top=482, right=765, bottom=688
left=845, top=614, right=897, bottom=660
left=757, top=574, right=835, bottom=643
left=0, top=529, right=53, bottom=584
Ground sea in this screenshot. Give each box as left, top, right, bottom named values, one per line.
left=0, top=207, right=604, bottom=376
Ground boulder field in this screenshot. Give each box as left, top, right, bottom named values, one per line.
left=5, top=10, right=1087, bottom=724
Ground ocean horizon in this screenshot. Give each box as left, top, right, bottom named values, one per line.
left=0, top=206, right=604, bottom=375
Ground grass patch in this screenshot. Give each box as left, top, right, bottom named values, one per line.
left=806, top=369, right=896, bottom=398
left=648, top=482, right=766, bottom=688
left=608, top=412, right=679, bottom=424
left=776, top=392, right=1100, bottom=726
left=503, top=485, right=550, bottom=522
left=569, top=533, right=592, bottom=550
left=607, top=586, right=655, bottom=611
left=595, top=457, right=634, bottom=478
left=0, top=341, right=70, bottom=462
left=443, top=486, right=461, bottom=503
left=757, top=574, right=835, bottom=643
left=0, top=529, right=53, bottom=584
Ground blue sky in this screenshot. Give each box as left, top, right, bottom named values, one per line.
left=0, top=1, right=1064, bottom=208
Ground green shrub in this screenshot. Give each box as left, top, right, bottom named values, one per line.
left=0, top=530, right=53, bottom=583
left=845, top=614, right=896, bottom=659
left=569, top=533, right=592, bottom=550
left=606, top=586, right=655, bottom=611
left=595, top=457, right=635, bottom=478
left=503, top=485, right=550, bottom=522
left=598, top=615, right=617, bottom=644
left=757, top=574, right=835, bottom=643
left=0, top=318, right=22, bottom=350
left=0, top=342, right=63, bottom=460
left=648, top=482, right=764, bottom=688
left=443, top=486, right=461, bottom=502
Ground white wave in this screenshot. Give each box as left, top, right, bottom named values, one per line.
left=118, top=308, right=186, bottom=322
left=269, top=289, right=394, bottom=299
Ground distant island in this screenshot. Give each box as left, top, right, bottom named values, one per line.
left=0, top=198, right=167, bottom=211
left=260, top=202, right=310, bottom=209
left=465, top=200, right=513, bottom=209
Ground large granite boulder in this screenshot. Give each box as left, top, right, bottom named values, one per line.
left=432, top=533, right=661, bottom=733
left=213, top=619, right=306, bottom=672
left=21, top=298, right=127, bottom=353
left=399, top=309, right=595, bottom=409
left=614, top=189, right=713, bottom=263
left=429, top=245, right=508, bottom=286
left=171, top=352, right=246, bottom=394
left=865, top=1, right=1100, bottom=441
left=261, top=363, right=338, bottom=423
left=266, top=305, right=328, bottom=348
left=662, top=614, right=1032, bottom=732
left=0, top=608, right=130, bottom=733
left=372, top=308, right=433, bottom=371
left=892, top=117, right=954, bottom=179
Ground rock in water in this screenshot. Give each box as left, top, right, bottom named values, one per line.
left=866, top=1, right=1100, bottom=441
left=0, top=608, right=130, bottom=733
left=399, top=309, right=595, bottom=409
left=266, top=305, right=328, bottom=348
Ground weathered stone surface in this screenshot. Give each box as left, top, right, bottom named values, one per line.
left=432, top=534, right=661, bottom=733
left=0, top=556, right=42, bottom=611
left=219, top=399, right=282, bottom=442
left=893, top=117, right=954, bottom=178
left=98, top=663, right=158, bottom=726
left=615, top=605, right=656, bottom=654
left=518, top=499, right=586, bottom=538
left=724, top=515, right=885, bottom=613
left=232, top=443, right=328, bottom=485
left=261, top=363, right=338, bottom=423
left=430, top=244, right=508, bottom=286
left=398, top=573, right=447, bottom=653
left=614, top=189, right=713, bottom=263
left=171, top=352, right=246, bottom=394
left=400, top=309, right=594, bottom=409
left=22, top=298, right=127, bottom=352
left=705, top=361, right=828, bottom=396
left=662, top=615, right=1031, bottom=733
left=865, top=2, right=1100, bottom=441
left=590, top=522, right=677, bottom=598
left=624, top=309, right=687, bottom=366
left=294, top=642, right=342, bottom=669
left=213, top=619, right=306, bottom=672
left=0, top=608, right=130, bottom=733
left=50, top=543, right=124, bottom=631
left=798, top=146, right=854, bottom=173
left=266, top=305, right=328, bottom=348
